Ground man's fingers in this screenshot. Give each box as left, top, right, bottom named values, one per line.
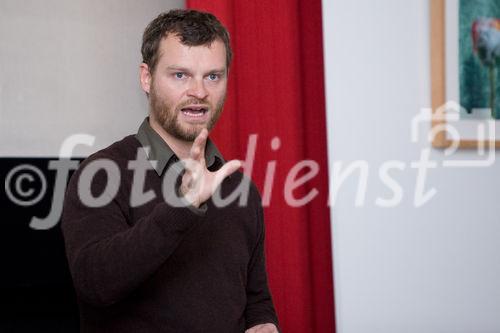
left=190, top=128, right=208, bottom=160
left=190, top=146, right=201, bottom=160
left=212, top=159, right=242, bottom=190
left=218, top=160, right=242, bottom=179
left=247, top=324, right=278, bottom=333
left=183, top=158, right=205, bottom=181
left=198, top=128, right=208, bottom=158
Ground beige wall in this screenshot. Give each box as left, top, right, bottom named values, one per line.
left=0, top=0, right=184, bottom=157
left=323, top=0, right=500, bottom=332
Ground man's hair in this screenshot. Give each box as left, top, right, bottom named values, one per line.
left=141, top=9, right=232, bottom=74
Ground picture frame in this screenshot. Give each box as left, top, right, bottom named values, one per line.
left=429, top=0, right=500, bottom=149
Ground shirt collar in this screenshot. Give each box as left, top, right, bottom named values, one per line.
left=135, top=117, right=225, bottom=176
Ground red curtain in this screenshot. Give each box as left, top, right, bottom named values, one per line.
left=186, top=1, right=335, bottom=332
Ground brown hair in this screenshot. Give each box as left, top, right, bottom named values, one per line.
left=141, top=9, right=232, bottom=74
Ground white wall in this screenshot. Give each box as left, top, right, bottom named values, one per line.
left=0, top=0, right=183, bottom=157
left=322, top=1, right=500, bottom=332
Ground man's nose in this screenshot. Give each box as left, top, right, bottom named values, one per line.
left=187, top=78, right=208, bottom=100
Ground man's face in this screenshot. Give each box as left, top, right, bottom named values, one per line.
left=146, top=34, right=228, bottom=141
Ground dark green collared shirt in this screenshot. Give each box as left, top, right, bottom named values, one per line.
left=135, top=117, right=225, bottom=176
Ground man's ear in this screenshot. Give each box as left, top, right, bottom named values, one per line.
left=139, top=63, right=152, bottom=95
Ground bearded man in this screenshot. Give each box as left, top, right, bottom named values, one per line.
left=61, top=9, right=279, bottom=333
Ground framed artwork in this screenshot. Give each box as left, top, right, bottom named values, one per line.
left=430, top=0, right=500, bottom=149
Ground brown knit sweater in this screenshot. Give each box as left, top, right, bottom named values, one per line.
left=61, top=135, right=279, bottom=332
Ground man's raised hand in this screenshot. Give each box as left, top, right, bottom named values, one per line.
left=179, top=129, right=242, bottom=208
left=245, top=323, right=279, bottom=333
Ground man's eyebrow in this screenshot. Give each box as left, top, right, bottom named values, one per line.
left=166, top=66, right=226, bottom=75
left=209, top=68, right=227, bottom=75
left=166, top=66, right=190, bottom=72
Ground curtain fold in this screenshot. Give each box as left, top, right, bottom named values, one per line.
left=186, top=1, right=335, bottom=331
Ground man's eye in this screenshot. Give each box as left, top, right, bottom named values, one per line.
left=208, top=74, right=219, bottom=81
left=175, top=73, right=185, bottom=79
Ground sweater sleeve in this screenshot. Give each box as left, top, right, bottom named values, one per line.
left=61, top=156, right=203, bottom=308
left=244, top=192, right=280, bottom=331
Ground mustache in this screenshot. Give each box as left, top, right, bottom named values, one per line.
left=176, top=99, right=210, bottom=109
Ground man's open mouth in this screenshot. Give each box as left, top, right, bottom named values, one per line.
left=181, top=106, right=209, bottom=117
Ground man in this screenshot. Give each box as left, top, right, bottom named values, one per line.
left=61, top=9, right=279, bottom=333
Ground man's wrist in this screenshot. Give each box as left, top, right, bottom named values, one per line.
left=182, top=192, right=200, bottom=208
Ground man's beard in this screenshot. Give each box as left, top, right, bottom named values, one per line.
left=149, top=85, right=225, bottom=142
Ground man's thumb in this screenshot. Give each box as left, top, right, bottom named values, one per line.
left=213, top=160, right=242, bottom=189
